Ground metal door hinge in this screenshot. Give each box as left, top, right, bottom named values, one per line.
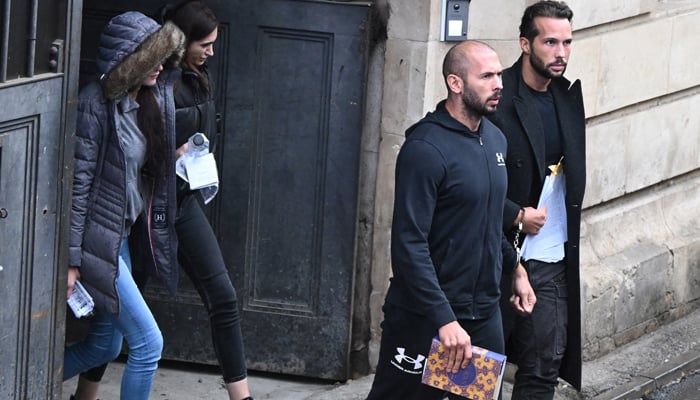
left=49, top=39, right=64, bottom=73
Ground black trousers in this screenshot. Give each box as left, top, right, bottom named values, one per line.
left=366, top=304, right=504, bottom=400
left=510, top=259, right=568, bottom=400
left=81, top=193, right=247, bottom=384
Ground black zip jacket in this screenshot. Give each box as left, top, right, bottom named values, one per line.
left=386, top=100, right=517, bottom=330
left=173, top=64, right=217, bottom=148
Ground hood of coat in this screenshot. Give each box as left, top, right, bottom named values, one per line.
left=96, top=11, right=185, bottom=100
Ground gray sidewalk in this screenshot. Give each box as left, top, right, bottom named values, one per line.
left=62, top=307, right=700, bottom=399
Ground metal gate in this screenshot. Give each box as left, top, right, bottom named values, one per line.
left=0, top=0, right=81, bottom=398
left=79, top=0, right=372, bottom=380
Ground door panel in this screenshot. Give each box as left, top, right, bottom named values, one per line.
left=80, top=0, right=371, bottom=380
left=0, top=0, right=79, bottom=397
left=222, top=1, right=371, bottom=380
left=0, top=115, right=35, bottom=398
left=0, top=79, right=68, bottom=399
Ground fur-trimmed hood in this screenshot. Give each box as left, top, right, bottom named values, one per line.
left=96, top=11, right=185, bottom=99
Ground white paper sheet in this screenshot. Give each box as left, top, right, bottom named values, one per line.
left=175, top=133, right=220, bottom=204
left=521, top=165, right=567, bottom=263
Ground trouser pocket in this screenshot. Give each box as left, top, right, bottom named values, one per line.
left=554, top=277, right=568, bottom=355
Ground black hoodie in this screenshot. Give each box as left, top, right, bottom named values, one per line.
left=386, top=100, right=517, bottom=330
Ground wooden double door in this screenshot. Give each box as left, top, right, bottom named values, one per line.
left=80, top=0, right=372, bottom=380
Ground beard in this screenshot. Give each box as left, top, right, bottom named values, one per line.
left=529, top=50, right=567, bottom=80
left=462, top=86, right=500, bottom=117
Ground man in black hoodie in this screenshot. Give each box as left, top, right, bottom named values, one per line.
left=366, top=40, right=536, bottom=400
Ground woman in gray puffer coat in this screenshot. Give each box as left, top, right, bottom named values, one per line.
left=64, top=11, right=184, bottom=400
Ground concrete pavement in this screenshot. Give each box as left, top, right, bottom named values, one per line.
left=62, top=307, right=700, bottom=399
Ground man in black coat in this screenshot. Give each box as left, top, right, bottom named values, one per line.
left=488, top=1, right=586, bottom=398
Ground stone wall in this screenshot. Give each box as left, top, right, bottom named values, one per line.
left=363, top=0, right=700, bottom=369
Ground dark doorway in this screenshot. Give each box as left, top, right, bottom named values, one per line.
left=79, top=0, right=372, bottom=380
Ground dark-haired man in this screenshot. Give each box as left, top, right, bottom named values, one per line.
left=488, top=1, right=587, bottom=398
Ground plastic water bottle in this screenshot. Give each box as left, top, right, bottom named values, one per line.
left=188, top=132, right=209, bottom=156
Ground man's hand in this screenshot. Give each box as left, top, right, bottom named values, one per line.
left=438, top=321, right=472, bottom=373
left=522, top=205, right=547, bottom=235
left=510, top=263, right=536, bottom=315
left=67, top=267, right=80, bottom=299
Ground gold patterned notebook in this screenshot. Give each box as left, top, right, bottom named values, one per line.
left=421, top=337, right=506, bottom=400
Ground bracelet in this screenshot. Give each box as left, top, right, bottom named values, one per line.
left=516, top=207, right=525, bottom=227
left=514, top=207, right=525, bottom=267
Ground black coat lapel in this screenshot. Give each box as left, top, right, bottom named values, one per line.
left=551, top=78, right=586, bottom=201
left=513, top=78, right=547, bottom=181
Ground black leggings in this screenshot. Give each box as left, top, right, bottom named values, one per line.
left=80, top=193, right=247, bottom=384
left=176, top=194, right=247, bottom=383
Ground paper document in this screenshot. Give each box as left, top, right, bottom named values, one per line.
left=521, top=158, right=567, bottom=263
left=67, top=280, right=94, bottom=318
left=176, top=133, right=219, bottom=204
left=182, top=153, right=218, bottom=189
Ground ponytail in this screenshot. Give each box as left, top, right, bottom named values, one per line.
left=137, top=86, right=169, bottom=179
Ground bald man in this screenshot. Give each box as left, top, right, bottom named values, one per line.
left=365, top=41, right=535, bottom=400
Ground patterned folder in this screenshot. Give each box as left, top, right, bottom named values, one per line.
left=421, top=337, right=506, bottom=400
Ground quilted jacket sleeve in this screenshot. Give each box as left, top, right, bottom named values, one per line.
left=69, top=93, right=105, bottom=267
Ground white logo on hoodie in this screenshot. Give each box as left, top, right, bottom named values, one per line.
left=496, top=152, right=505, bottom=166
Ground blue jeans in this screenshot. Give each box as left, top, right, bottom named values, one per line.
left=79, top=194, right=249, bottom=385
left=64, top=238, right=163, bottom=400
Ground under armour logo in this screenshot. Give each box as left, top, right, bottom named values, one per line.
left=391, top=347, right=425, bottom=373
left=495, top=152, right=505, bottom=165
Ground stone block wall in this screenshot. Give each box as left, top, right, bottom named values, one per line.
left=564, top=1, right=700, bottom=358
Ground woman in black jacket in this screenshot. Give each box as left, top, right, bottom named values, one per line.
left=72, top=2, right=253, bottom=400
left=167, top=2, right=253, bottom=399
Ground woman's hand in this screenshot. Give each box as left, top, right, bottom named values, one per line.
left=175, top=142, right=189, bottom=159
left=67, top=267, right=80, bottom=299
